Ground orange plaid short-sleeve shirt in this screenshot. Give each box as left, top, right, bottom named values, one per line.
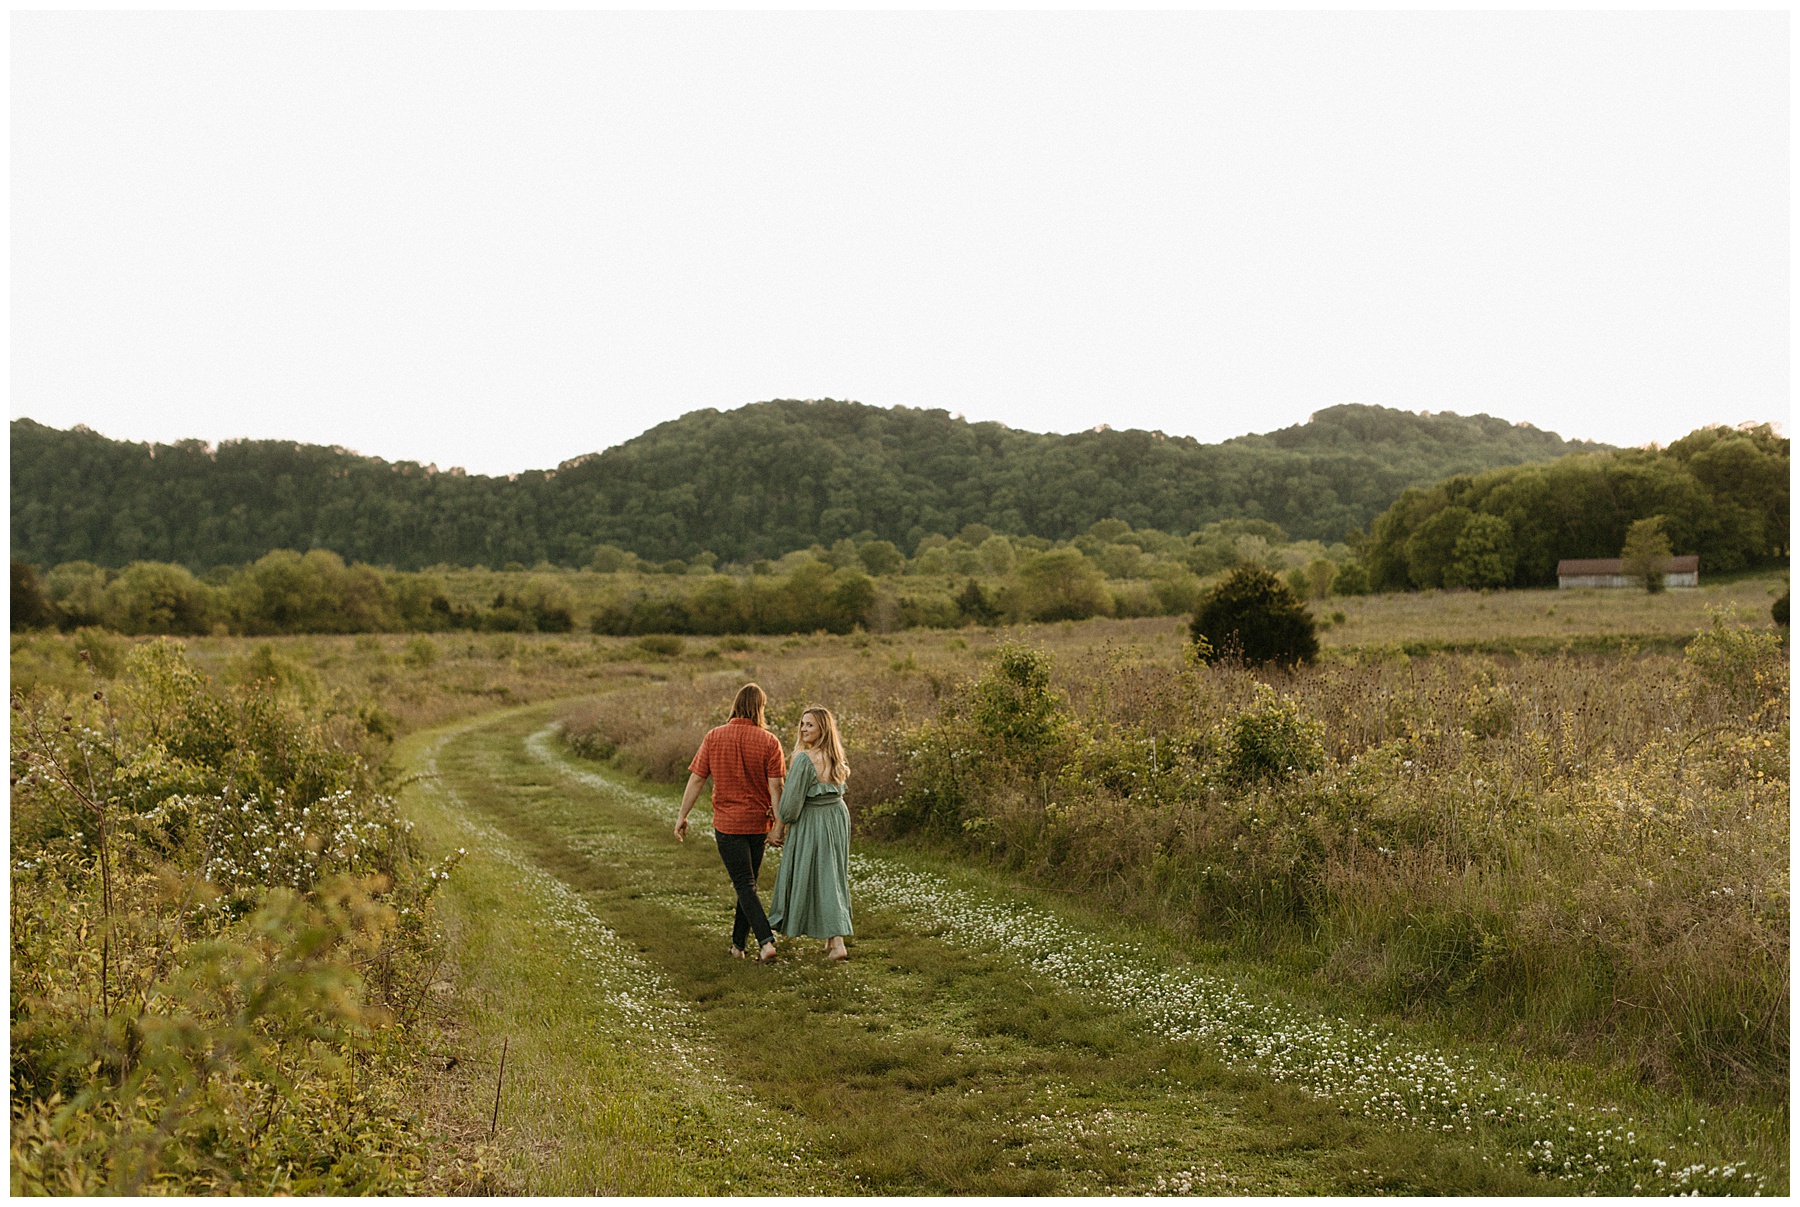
left=689, top=718, right=787, bottom=835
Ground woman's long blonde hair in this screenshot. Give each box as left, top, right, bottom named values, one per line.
left=798, top=707, right=850, bottom=786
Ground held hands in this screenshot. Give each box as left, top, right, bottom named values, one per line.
left=768, top=820, right=786, bottom=848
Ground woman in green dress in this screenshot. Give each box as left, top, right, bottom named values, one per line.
left=767, top=707, right=853, bottom=961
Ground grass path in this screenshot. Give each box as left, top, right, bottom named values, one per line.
left=398, top=703, right=1779, bottom=1196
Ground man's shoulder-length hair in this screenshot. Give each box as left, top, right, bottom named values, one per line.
left=729, top=683, right=767, bottom=727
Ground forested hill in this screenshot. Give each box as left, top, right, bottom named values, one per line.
left=12, top=401, right=1605, bottom=570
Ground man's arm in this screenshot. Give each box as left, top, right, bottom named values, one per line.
left=765, top=775, right=787, bottom=845
left=675, top=773, right=706, bottom=842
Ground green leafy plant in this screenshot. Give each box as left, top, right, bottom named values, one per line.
left=969, top=646, right=1065, bottom=750
left=9, top=639, right=444, bottom=1193
left=1217, top=682, right=1325, bottom=783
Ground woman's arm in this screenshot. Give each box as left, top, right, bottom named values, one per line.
left=776, top=752, right=812, bottom=824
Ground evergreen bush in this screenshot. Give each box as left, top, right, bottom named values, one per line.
left=1189, top=565, right=1320, bottom=667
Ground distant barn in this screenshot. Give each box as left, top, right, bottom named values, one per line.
left=1556, top=556, right=1699, bottom=589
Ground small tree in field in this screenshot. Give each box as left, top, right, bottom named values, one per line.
left=12, top=562, right=56, bottom=631
left=1621, top=516, right=1673, bottom=593
left=1190, top=565, right=1319, bottom=668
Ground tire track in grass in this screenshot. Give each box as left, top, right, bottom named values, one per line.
left=524, top=719, right=1776, bottom=1198
left=505, top=720, right=1290, bottom=1194
left=406, top=722, right=847, bottom=1194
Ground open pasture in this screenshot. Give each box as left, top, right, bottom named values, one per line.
left=12, top=573, right=1787, bottom=1192
left=1320, top=573, right=1785, bottom=650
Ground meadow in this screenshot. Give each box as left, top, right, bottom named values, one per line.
left=11, top=569, right=1788, bottom=1192
left=555, top=585, right=1790, bottom=1104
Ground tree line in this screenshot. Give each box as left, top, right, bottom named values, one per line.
left=12, top=515, right=1376, bottom=639
left=1359, top=424, right=1788, bottom=590
left=12, top=400, right=1601, bottom=571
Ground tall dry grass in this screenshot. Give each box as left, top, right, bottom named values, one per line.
left=558, top=617, right=1788, bottom=1103
left=1319, top=574, right=1785, bottom=648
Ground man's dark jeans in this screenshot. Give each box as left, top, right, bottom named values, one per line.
left=714, top=830, right=773, bottom=950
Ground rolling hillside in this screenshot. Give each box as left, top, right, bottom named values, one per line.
left=12, top=401, right=1603, bottom=570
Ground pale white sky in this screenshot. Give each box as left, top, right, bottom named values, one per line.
left=11, top=11, right=1789, bottom=475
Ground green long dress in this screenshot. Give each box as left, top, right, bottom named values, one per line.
left=767, top=752, right=854, bottom=940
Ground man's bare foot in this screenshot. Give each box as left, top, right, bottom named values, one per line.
left=728, top=945, right=747, bottom=960
left=758, top=941, right=778, bottom=964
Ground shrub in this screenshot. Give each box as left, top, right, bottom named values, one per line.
left=858, top=540, right=906, bottom=576
left=1218, top=682, right=1325, bottom=783
left=1304, top=558, right=1338, bottom=599
left=1151, top=571, right=1205, bottom=615
left=102, top=562, right=216, bottom=635
left=635, top=634, right=685, bottom=659
left=1109, top=582, right=1163, bottom=618
left=223, top=641, right=324, bottom=705
left=9, top=638, right=442, bottom=1192
left=229, top=549, right=392, bottom=634
left=387, top=573, right=468, bottom=631
left=825, top=570, right=878, bottom=632
left=402, top=634, right=440, bottom=667
left=43, top=562, right=110, bottom=628
left=1190, top=565, right=1320, bottom=668
left=978, top=535, right=1016, bottom=575
left=1331, top=560, right=1371, bottom=596
left=955, top=579, right=999, bottom=626
left=12, top=561, right=56, bottom=630
left=1010, top=549, right=1113, bottom=622
left=1683, top=607, right=1786, bottom=719
left=1774, top=590, right=1789, bottom=627
left=589, top=543, right=633, bottom=572
left=968, top=645, right=1069, bottom=768
left=512, top=575, right=578, bottom=632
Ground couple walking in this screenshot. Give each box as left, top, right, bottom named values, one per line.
left=673, top=683, right=853, bottom=964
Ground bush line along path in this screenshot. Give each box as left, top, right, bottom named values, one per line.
left=400, top=701, right=1776, bottom=1196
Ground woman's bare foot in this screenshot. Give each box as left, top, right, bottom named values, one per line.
left=757, top=941, right=778, bottom=964
left=825, top=937, right=848, bottom=962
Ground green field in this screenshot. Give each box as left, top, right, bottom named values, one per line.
left=11, top=573, right=1788, bottom=1193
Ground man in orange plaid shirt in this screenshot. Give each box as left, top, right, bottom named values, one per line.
left=676, top=683, right=786, bottom=962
